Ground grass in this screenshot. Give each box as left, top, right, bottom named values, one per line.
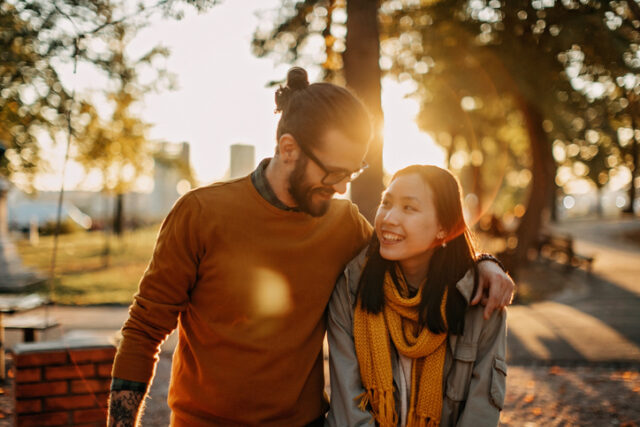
left=15, top=225, right=160, bottom=305
left=14, top=226, right=585, bottom=306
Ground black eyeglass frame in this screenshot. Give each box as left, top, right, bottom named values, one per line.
left=296, top=141, right=368, bottom=186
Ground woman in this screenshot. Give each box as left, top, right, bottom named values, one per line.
left=326, top=165, right=507, bottom=427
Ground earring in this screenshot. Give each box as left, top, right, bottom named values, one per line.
left=437, top=231, right=447, bottom=248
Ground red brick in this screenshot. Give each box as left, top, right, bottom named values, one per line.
left=69, top=347, right=116, bottom=364
left=16, top=398, right=42, bottom=414
left=45, top=393, right=97, bottom=411
left=16, top=381, right=68, bottom=398
left=73, top=407, right=107, bottom=423
left=71, top=378, right=111, bottom=394
left=17, top=411, right=69, bottom=426
left=96, top=362, right=113, bottom=378
left=16, top=367, right=42, bottom=383
left=95, top=392, right=110, bottom=408
left=15, top=351, right=68, bottom=368
left=45, top=363, right=95, bottom=380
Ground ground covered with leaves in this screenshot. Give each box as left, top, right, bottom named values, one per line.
left=139, top=359, right=640, bottom=426
left=501, top=365, right=639, bottom=426
left=1, top=361, right=637, bottom=426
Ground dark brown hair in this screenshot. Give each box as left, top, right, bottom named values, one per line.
left=357, top=165, right=478, bottom=335
left=275, top=67, right=371, bottom=150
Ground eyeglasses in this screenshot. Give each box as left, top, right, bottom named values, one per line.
left=297, top=141, right=368, bottom=186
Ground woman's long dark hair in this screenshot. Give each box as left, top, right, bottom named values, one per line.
left=357, top=165, right=478, bottom=335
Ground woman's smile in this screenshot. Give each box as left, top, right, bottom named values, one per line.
left=380, top=229, right=405, bottom=244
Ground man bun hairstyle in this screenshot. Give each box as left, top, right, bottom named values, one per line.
left=274, top=66, right=371, bottom=151
left=274, top=67, right=310, bottom=113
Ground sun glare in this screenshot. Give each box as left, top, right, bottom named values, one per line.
left=381, top=79, right=446, bottom=178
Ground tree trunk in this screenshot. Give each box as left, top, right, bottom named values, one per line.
left=0, top=187, right=7, bottom=239
left=511, top=98, right=555, bottom=270
left=446, top=137, right=455, bottom=169
left=113, top=193, right=124, bottom=236
left=624, top=0, right=640, bottom=215
left=471, top=163, right=483, bottom=220
left=549, top=184, right=559, bottom=222
left=344, top=0, right=384, bottom=222
left=623, top=96, right=638, bottom=215
left=596, top=186, right=605, bottom=218
left=627, top=136, right=638, bottom=214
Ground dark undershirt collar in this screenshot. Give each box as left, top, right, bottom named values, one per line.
left=250, top=158, right=300, bottom=212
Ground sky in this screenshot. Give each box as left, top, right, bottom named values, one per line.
left=38, top=0, right=445, bottom=192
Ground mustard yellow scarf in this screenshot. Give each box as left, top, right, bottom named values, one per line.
left=354, top=264, right=448, bottom=427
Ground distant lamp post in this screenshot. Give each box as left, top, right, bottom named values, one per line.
left=0, top=148, right=41, bottom=290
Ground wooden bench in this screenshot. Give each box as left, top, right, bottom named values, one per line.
left=537, top=232, right=594, bottom=272
left=3, top=314, right=59, bottom=342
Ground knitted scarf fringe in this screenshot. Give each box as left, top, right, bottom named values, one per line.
left=356, top=389, right=398, bottom=427
left=407, top=409, right=440, bottom=427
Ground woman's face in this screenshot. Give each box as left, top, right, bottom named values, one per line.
left=375, top=173, right=443, bottom=267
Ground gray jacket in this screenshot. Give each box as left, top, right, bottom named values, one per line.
left=325, top=249, right=507, bottom=427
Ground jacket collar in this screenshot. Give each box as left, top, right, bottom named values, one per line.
left=455, top=269, right=476, bottom=304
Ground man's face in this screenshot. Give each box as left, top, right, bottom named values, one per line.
left=288, top=129, right=368, bottom=217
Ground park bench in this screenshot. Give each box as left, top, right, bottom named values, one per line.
left=537, top=231, right=594, bottom=272
left=3, top=314, right=59, bottom=343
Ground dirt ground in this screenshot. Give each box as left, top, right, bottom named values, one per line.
left=137, top=356, right=640, bottom=426
left=500, top=365, right=640, bottom=426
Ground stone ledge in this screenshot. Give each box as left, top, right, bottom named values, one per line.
left=11, top=334, right=116, bottom=354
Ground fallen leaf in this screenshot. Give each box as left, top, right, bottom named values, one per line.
left=549, top=366, right=564, bottom=376
left=531, top=407, right=542, bottom=416
left=524, top=394, right=535, bottom=403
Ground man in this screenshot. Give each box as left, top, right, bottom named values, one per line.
left=108, top=68, right=513, bottom=426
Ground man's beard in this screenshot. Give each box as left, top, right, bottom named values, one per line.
left=288, top=156, right=334, bottom=217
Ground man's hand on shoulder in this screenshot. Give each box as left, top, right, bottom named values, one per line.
left=472, top=258, right=515, bottom=320
left=108, top=390, right=145, bottom=427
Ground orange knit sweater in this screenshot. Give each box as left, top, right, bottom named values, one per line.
left=111, top=176, right=371, bottom=426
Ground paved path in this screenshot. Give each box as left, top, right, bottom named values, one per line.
left=507, top=218, right=640, bottom=364
left=5, top=305, right=177, bottom=352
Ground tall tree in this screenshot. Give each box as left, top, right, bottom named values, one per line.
left=381, top=0, right=639, bottom=266
left=343, top=0, right=384, bottom=220
left=0, top=0, right=216, bottom=189
left=74, top=20, right=173, bottom=235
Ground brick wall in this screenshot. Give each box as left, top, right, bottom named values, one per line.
left=11, top=336, right=116, bottom=427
